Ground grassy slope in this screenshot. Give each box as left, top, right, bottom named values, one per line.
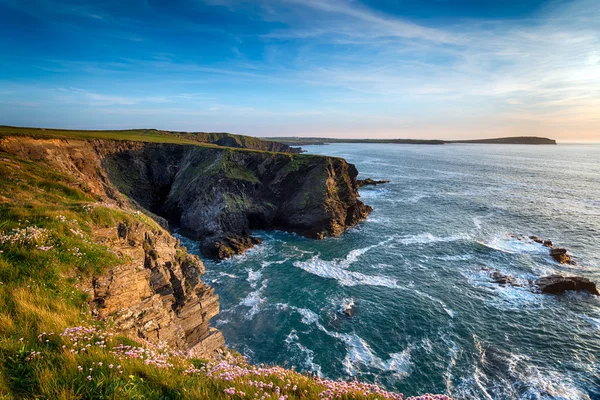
left=0, top=126, right=302, bottom=152
left=0, top=144, right=445, bottom=399
left=0, top=126, right=213, bottom=146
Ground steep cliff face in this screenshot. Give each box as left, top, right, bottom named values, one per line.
left=101, top=143, right=372, bottom=258
left=0, top=136, right=223, bottom=356
left=154, top=130, right=304, bottom=153
left=0, top=135, right=371, bottom=354
left=92, top=220, right=223, bottom=356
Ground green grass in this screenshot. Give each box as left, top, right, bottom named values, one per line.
left=0, top=126, right=206, bottom=146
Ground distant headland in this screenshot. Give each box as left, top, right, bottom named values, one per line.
left=263, top=136, right=557, bottom=146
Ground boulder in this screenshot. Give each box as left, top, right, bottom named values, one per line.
left=356, top=178, right=390, bottom=187
left=549, top=248, right=573, bottom=264
left=535, top=275, right=599, bottom=295
left=490, top=271, right=521, bottom=287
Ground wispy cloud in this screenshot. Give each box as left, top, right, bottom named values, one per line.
left=1, top=0, right=599, bottom=139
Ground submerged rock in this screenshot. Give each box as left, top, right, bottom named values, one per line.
left=343, top=304, right=354, bottom=317
left=356, top=178, right=390, bottom=187
left=512, top=234, right=573, bottom=264
left=535, top=275, right=599, bottom=295
left=482, top=267, right=522, bottom=287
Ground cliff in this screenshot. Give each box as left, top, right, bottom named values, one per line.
left=99, top=142, right=371, bottom=258
left=0, top=135, right=370, bottom=355
left=0, top=135, right=453, bottom=400
left=153, top=130, right=304, bottom=153
left=0, top=125, right=304, bottom=153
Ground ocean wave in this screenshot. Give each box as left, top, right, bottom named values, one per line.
left=284, top=330, right=323, bottom=376
left=390, top=193, right=429, bottom=204
left=239, top=280, right=268, bottom=319
left=478, top=235, right=549, bottom=255
left=397, top=233, right=467, bottom=246
left=218, top=272, right=238, bottom=279
left=246, top=268, right=262, bottom=288
left=454, top=349, right=592, bottom=400
left=293, top=256, right=400, bottom=288
left=436, top=254, right=474, bottom=261
left=413, top=290, right=455, bottom=317
left=578, top=314, right=600, bottom=330
left=282, top=305, right=411, bottom=378
left=335, top=332, right=411, bottom=378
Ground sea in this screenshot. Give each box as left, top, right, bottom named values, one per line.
left=179, top=143, right=600, bottom=399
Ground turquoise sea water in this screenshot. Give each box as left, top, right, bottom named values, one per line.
left=182, top=143, right=600, bottom=399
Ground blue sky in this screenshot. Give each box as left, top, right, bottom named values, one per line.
left=0, top=0, right=599, bottom=140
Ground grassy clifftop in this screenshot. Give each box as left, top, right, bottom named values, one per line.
left=0, top=126, right=302, bottom=153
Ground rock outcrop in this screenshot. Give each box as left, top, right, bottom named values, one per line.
left=510, top=235, right=575, bottom=264
left=0, top=137, right=371, bottom=259
left=100, top=142, right=372, bottom=258
left=0, top=135, right=372, bottom=355
left=357, top=178, right=390, bottom=187
left=535, top=275, right=599, bottom=295
left=92, top=220, right=224, bottom=356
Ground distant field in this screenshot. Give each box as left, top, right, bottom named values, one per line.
left=0, top=126, right=207, bottom=146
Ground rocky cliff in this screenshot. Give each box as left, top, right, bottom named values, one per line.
left=0, top=135, right=371, bottom=355
left=100, top=142, right=371, bottom=258
left=154, top=130, right=304, bottom=153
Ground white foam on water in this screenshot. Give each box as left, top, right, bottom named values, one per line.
left=334, top=332, right=411, bottom=378
left=292, top=237, right=401, bottom=288
left=579, top=314, right=600, bottom=330
left=472, top=216, right=483, bottom=230
left=246, top=268, right=262, bottom=288
left=413, top=290, right=455, bottom=317
left=218, top=272, right=238, bottom=279
left=282, top=305, right=411, bottom=378
left=390, top=193, right=429, bottom=204
left=358, top=187, right=389, bottom=199
left=214, top=318, right=231, bottom=327
left=506, top=353, right=592, bottom=400
left=261, top=257, right=290, bottom=267
left=293, top=256, right=400, bottom=288
left=479, top=234, right=548, bottom=255
left=437, top=254, right=474, bottom=261
left=284, top=330, right=323, bottom=376
left=239, top=280, right=268, bottom=319
left=397, top=233, right=466, bottom=246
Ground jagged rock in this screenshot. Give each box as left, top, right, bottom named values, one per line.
left=549, top=248, right=573, bottom=264
left=482, top=267, right=522, bottom=287
left=0, top=137, right=371, bottom=260
left=511, top=234, right=573, bottom=264
left=490, top=271, right=521, bottom=287
left=535, top=275, right=599, bottom=295
left=91, top=221, right=224, bottom=357
left=356, top=178, right=390, bottom=187
left=529, top=236, right=543, bottom=244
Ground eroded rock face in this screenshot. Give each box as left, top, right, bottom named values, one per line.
left=0, top=137, right=372, bottom=259
left=92, top=221, right=224, bottom=356
left=101, top=143, right=372, bottom=258
left=535, top=275, right=599, bottom=295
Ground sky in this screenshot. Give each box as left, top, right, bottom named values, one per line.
left=0, top=0, right=599, bottom=141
